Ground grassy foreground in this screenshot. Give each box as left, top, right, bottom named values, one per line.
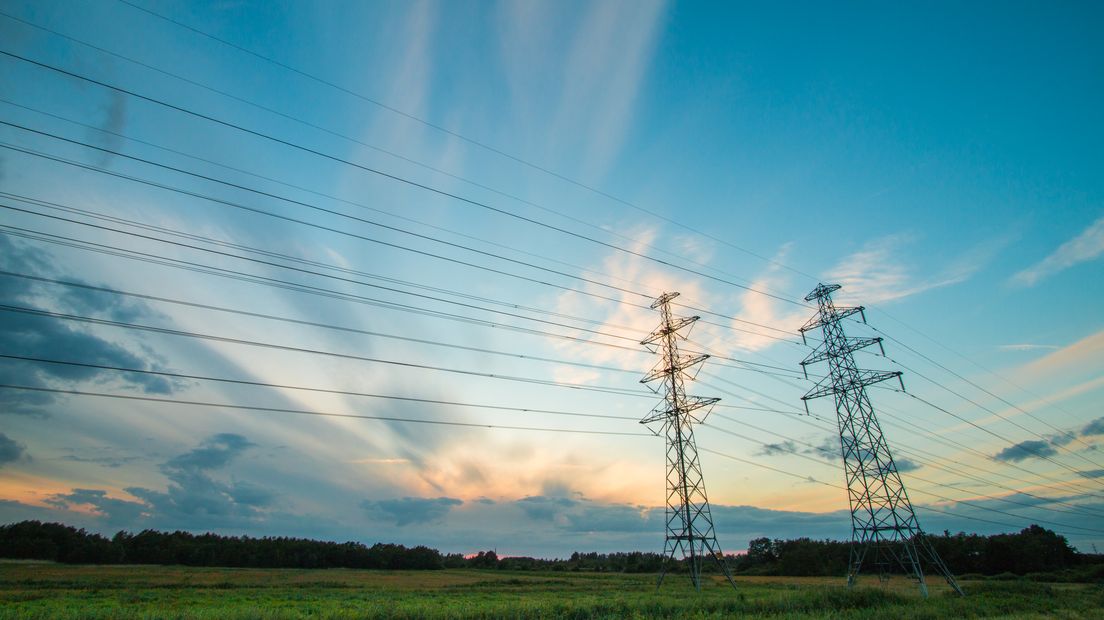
left=1, top=562, right=1101, bottom=619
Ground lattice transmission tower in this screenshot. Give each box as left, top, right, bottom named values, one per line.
left=640, top=292, right=736, bottom=591
left=799, top=283, right=963, bottom=597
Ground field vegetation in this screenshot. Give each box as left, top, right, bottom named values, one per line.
left=2, top=562, right=1103, bottom=619
left=3, top=521, right=1103, bottom=618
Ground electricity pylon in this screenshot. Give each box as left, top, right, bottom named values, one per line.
left=799, top=283, right=963, bottom=597
left=640, top=292, right=736, bottom=591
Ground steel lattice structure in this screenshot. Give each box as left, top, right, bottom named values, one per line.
left=640, top=292, right=736, bottom=591
left=799, top=283, right=963, bottom=597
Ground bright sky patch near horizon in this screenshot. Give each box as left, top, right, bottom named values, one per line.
left=0, top=0, right=1102, bottom=557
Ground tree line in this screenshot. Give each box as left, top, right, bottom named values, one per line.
left=1, top=520, right=1099, bottom=578
left=735, top=525, right=1085, bottom=576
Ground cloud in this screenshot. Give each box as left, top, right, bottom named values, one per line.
left=1082, top=417, right=1104, bottom=437
left=0, top=311, right=173, bottom=396
left=0, top=433, right=26, bottom=466
left=1078, top=469, right=1104, bottom=479
left=0, top=237, right=176, bottom=414
left=91, top=90, right=128, bottom=166
left=808, top=436, right=838, bottom=461
left=993, top=439, right=1058, bottom=463
left=497, top=0, right=666, bottom=181
left=124, top=433, right=275, bottom=527
left=163, top=433, right=256, bottom=472
left=1049, top=432, right=1077, bottom=448
left=561, top=501, right=656, bottom=533
left=59, top=454, right=143, bottom=469
left=45, top=488, right=146, bottom=528
left=361, top=496, right=462, bottom=526
left=1012, top=215, right=1104, bottom=286
left=516, top=495, right=578, bottom=522
left=826, top=235, right=981, bottom=305
left=756, top=441, right=799, bottom=457
left=894, top=458, right=921, bottom=473
left=754, top=435, right=848, bottom=465
left=998, top=344, right=1059, bottom=352
left=350, top=458, right=411, bottom=465
left=722, top=242, right=810, bottom=352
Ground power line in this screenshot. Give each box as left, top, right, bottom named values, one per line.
left=12, top=369, right=1093, bottom=536
left=873, top=412, right=1104, bottom=510
left=0, top=219, right=811, bottom=387
left=868, top=323, right=1104, bottom=470
left=0, top=125, right=651, bottom=303
left=110, top=0, right=821, bottom=286
left=5, top=351, right=1096, bottom=536
left=0, top=98, right=670, bottom=313
left=8, top=217, right=1098, bottom=502
left=0, top=269, right=647, bottom=368
left=14, top=6, right=1079, bottom=452
left=698, top=446, right=1097, bottom=537
left=0, top=354, right=639, bottom=422
left=818, top=309, right=1104, bottom=484
left=0, top=222, right=810, bottom=394
left=871, top=398, right=1104, bottom=502
left=704, top=413, right=1104, bottom=522
left=0, top=304, right=652, bottom=398
left=0, top=49, right=808, bottom=307
left=0, top=125, right=801, bottom=346
left=0, top=13, right=801, bottom=307
left=0, top=191, right=638, bottom=335
left=885, top=381, right=1104, bottom=485
left=0, top=383, right=648, bottom=437
left=1, top=196, right=646, bottom=341
left=0, top=269, right=811, bottom=384
left=1, top=201, right=647, bottom=344
left=715, top=391, right=1104, bottom=514
left=0, top=224, right=646, bottom=351
left=4, top=1, right=1097, bottom=545
left=869, top=305, right=1100, bottom=437
left=697, top=439, right=1104, bottom=536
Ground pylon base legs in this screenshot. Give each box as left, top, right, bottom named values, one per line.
left=846, top=538, right=964, bottom=597
left=654, top=537, right=737, bottom=592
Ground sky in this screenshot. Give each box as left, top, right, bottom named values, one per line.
left=0, top=0, right=1102, bottom=558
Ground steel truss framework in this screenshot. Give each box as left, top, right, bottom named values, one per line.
left=800, top=283, right=963, bottom=597
left=640, top=292, right=736, bottom=591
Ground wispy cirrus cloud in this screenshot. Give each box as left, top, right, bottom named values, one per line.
left=1011, top=215, right=1104, bottom=287
left=497, top=0, right=666, bottom=181
left=826, top=234, right=1004, bottom=305
left=1012, top=329, right=1104, bottom=384
left=718, top=242, right=809, bottom=353
left=998, top=343, right=1059, bottom=352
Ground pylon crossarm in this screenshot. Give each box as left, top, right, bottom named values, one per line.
left=641, top=315, right=700, bottom=345
left=640, top=353, right=710, bottom=383
left=802, top=337, right=884, bottom=366
left=804, top=283, right=842, bottom=302
left=802, top=376, right=837, bottom=401
left=856, top=369, right=902, bottom=388
left=799, top=305, right=863, bottom=334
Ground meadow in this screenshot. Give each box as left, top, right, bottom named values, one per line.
left=1, top=561, right=1101, bottom=619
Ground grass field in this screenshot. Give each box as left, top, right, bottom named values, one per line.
left=1, top=562, right=1101, bottom=619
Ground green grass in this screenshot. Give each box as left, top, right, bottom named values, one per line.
left=0, top=563, right=1101, bottom=619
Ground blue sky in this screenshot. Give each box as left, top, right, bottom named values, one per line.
left=1, top=0, right=1102, bottom=558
